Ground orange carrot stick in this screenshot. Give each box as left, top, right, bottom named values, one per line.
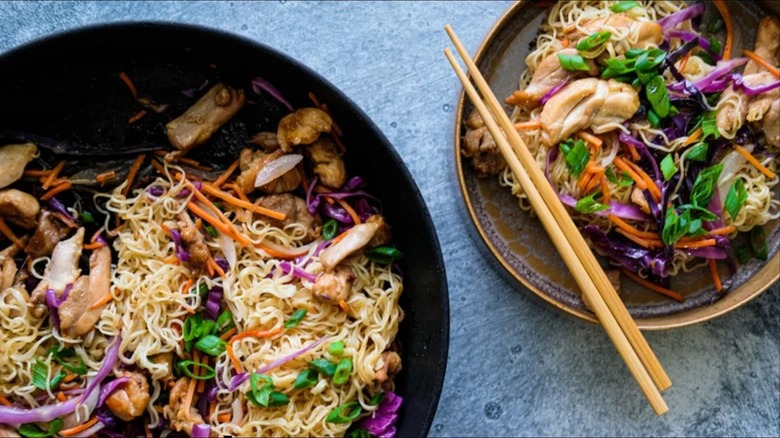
left=600, top=174, right=611, bottom=205
left=683, top=128, right=702, bottom=147
left=0, top=394, right=11, bottom=406
left=187, top=201, right=250, bottom=247
left=128, top=110, right=147, bottom=125
left=577, top=131, right=603, bottom=149
left=217, top=413, right=232, bottom=423
left=742, top=49, right=780, bottom=78
left=621, top=268, right=685, bottom=302
left=707, top=225, right=736, bottom=236
left=88, top=293, right=114, bottom=310
left=734, top=145, right=777, bottom=179
left=200, top=183, right=286, bottom=221
left=514, top=120, right=541, bottom=131
left=613, top=157, right=647, bottom=190
left=42, top=161, right=66, bottom=190
left=712, top=0, right=733, bottom=60
left=213, top=159, right=240, bottom=188
left=675, top=238, right=717, bottom=249
left=41, top=181, right=72, bottom=201
left=60, top=417, right=99, bottom=437
left=122, top=154, right=146, bottom=197
left=335, top=198, right=361, bottom=225
left=709, top=259, right=723, bottom=293
left=119, top=72, right=138, bottom=98
left=615, top=228, right=663, bottom=249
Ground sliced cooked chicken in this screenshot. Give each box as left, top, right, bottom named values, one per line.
left=177, top=213, right=210, bottom=269
left=631, top=187, right=651, bottom=214
left=59, top=245, right=111, bottom=337
left=164, top=377, right=205, bottom=437
left=375, top=351, right=402, bottom=383
left=277, top=108, right=333, bottom=152
left=366, top=214, right=391, bottom=247
left=30, top=228, right=84, bottom=315
left=105, top=371, right=151, bottom=422
left=250, top=131, right=281, bottom=152
left=763, top=99, right=780, bottom=148
left=25, top=210, right=70, bottom=259
left=745, top=72, right=780, bottom=123
left=743, top=17, right=780, bottom=76
left=312, top=266, right=354, bottom=304
left=320, top=221, right=380, bottom=271
left=505, top=48, right=598, bottom=109
left=540, top=78, right=639, bottom=146
left=235, top=148, right=302, bottom=195
left=462, top=110, right=505, bottom=177
left=0, top=240, right=24, bottom=291
left=256, top=194, right=322, bottom=243
left=0, top=189, right=39, bottom=229
left=304, top=136, right=347, bottom=189
left=0, top=143, right=37, bottom=190
left=165, top=83, right=246, bottom=160
left=565, top=14, right=662, bottom=52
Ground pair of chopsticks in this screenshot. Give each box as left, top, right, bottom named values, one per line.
left=444, top=25, right=671, bottom=415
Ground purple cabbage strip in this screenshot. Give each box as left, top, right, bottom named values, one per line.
left=658, top=2, right=705, bottom=32
left=170, top=229, right=190, bottom=262
left=279, top=261, right=318, bottom=283
left=354, top=198, right=375, bottom=222
left=306, top=176, right=321, bottom=214
left=181, top=79, right=210, bottom=98
left=342, top=176, right=365, bottom=192
left=97, top=377, right=130, bottom=407
left=734, top=75, right=780, bottom=96
left=357, top=391, right=403, bottom=438
left=671, top=58, right=748, bottom=93
left=544, top=145, right=560, bottom=184
left=667, top=29, right=714, bottom=56
left=322, top=202, right=354, bottom=224
left=46, top=285, right=71, bottom=329
left=559, top=194, right=650, bottom=221
left=228, top=336, right=329, bottom=391
left=204, top=286, right=223, bottom=320
left=539, top=76, right=570, bottom=106
left=251, top=77, right=294, bottom=111
left=214, top=257, right=229, bottom=273
left=191, top=424, right=211, bottom=438
left=47, top=197, right=74, bottom=219
left=0, top=335, right=121, bottom=424
left=146, top=185, right=165, bottom=198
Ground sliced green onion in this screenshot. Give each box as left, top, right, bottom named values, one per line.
left=575, top=193, right=609, bottom=214
left=246, top=373, right=274, bottom=407
left=332, top=358, right=353, bottom=385
left=18, top=418, right=63, bottom=438
left=690, top=164, right=724, bottom=208
left=662, top=208, right=688, bottom=245
left=183, top=314, right=216, bottom=352
left=750, top=226, right=768, bottom=261
left=576, top=31, right=611, bottom=51
left=735, top=243, right=750, bottom=264
left=347, top=429, right=373, bottom=438
left=32, top=360, right=65, bottom=391
left=203, top=224, right=219, bottom=239
left=268, top=391, right=290, bottom=407
left=660, top=154, right=677, bottom=181
left=647, top=108, right=660, bottom=128
left=645, top=75, right=671, bottom=117
left=195, top=335, right=226, bottom=356
left=309, top=358, right=337, bottom=377
left=368, top=391, right=385, bottom=406
left=610, top=1, right=640, bottom=13
left=322, top=219, right=339, bottom=240
left=625, top=48, right=646, bottom=59
left=557, top=53, right=591, bottom=72
left=686, top=143, right=708, bottom=162
left=701, top=111, right=720, bottom=139
left=294, top=368, right=319, bottom=390
left=284, top=309, right=308, bottom=329
left=176, top=360, right=217, bottom=380
left=78, top=211, right=95, bottom=224
left=725, top=179, right=747, bottom=221
left=366, top=246, right=403, bottom=264
left=329, top=341, right=345, bottom=356
left=559, top=138, right=590, bottom=178
left=48, top=345, right=88, bottom=375
left=216, top=310, right=235, bottom=334
left=326, top=401, right=363, bottom=424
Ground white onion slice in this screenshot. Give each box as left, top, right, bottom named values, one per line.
left=254, top=154, right=303, bottom=187
left=716, top=145, right=750, bottom=206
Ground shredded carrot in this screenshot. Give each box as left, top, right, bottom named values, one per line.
left=205, top=258, right=215, bottom=276
left=150, top=159, right=167, bottom=175
left=219, top=327, right=237, bottom=341
left=0, top=394, right=11, bottom=406
left=331, top=229, right=349, bottom=245
left=190, top=188, right=242, bottom=230
left=514, top=120, right=541, bottom=131
left=339, top=300, right=350, bottom=312
left=82, top=241, right=104, bottom=250
left=96, top=170, right=116, bottom=186
left=163, top=255, right=180, bottom=265
left=197, top=356, right=207, bottom=393
left=128, top=110, right=147, bottom=125
left=144, top=420, right=152, bottom=438
left=0, top=219, right=24, bottom=249
left=561, top=37, right=570, bottom=48
left=612, top=157, right=647, bottom=190
left=621, top=268, right=684, bottom=302
left=41, top=181, right=72, bottom=201
left=182, top=376, right=197, bottom=422
left=308, top=91, right=322, bottom=107
left=225, top=183, right=250, bottom=203
left=708, top=258, right=724, bottom=293
left=201, top=183, right=286, bottom=221
left=56, top=391, right=67, bottom=402
left=608, top=214, right=660, bottom=239
left=160, top=223, right=172, bottom=235
left=23, top=169, right=51, bottom=177
left=226, top=343, right=241, bottom=373
left=578, top=163, right=596, bottom=192
left=230, top=327, right=283, bottom=343
left=119, top=72, right=138, bottom=98
left=122, top=154, right=146, bottom=197
left=209, top=258, right=226, bottom=278
left=217, top=413, right=232, bottom=423
left=187, top=201, right=251, bottom=247
left=675, top=238, right=717, bottom=249
left=584, top=169, right=603, bottom=194
left=616, top=228, right=662, bottom=249
left=60, top=416, right=99, bottom=437
left=213, top=159, right=240, bottom=188
left=42, top=161, right=65, bottom=190
left=182, top=279, right=194, bottom=295
left=600, top=174, right=611, bottom=205
left=734, top=145, right=777, bottom=179
left=209, top=402, right=216, bottom=417
left=195, top=218, right=203, bottom=231
left=625, top=160, right=661, bottom=202
left=742, top=49, right=780, bottom=78
left=712, top=1, right=733, bottom=61
left=88, top=293, right=114, bottom=310
left=684, top=127, right=702, bottom=147
left=577, top=131, right=603, bottom=149
left=626, top=144, right=641, bottom=161
left=678, top=50, right=693, bottom=72
left=335, top=198, right=361, bottom=225
left=62, top=373, right=77, bottom=384
left=707, top=225, right=736, bottom=236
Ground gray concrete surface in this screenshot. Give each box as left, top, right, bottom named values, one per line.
left=0, top=1, right=777, bottom=436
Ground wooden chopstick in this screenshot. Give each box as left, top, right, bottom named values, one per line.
left=445, top=25, right=670, bottom=415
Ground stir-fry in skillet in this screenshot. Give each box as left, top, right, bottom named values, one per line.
left=464, top=0, right=779, bottom=302
left=0, top=73, right=404, bottom=437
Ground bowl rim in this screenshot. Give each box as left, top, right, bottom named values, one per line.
left=453, top=0, right=779, bottom=331
left=0, top=20, right=450, bottom=435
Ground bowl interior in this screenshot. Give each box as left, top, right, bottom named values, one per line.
left=0, top=22, right=448, bottom=435
left=456, top=0, right=780, bottom=329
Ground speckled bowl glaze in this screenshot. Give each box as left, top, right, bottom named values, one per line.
left=455, top=0, right=780, bottom=330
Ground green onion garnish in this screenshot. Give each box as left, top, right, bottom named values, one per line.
left=195, top=335, right=226, bottom=357
left=78, top=211, right=95, bottom=224
left=575, top=192, right=610, bottom=214
left=326, top=401, right=363, bottom=424
left=18, top=418, right=63, bottom=438
left=557, top=53, right=592, bottom=72
left=176, top=360, right=217, bottom=380
left=660, top=154, right=677, bottom=181
left=645, top=75, right=671, bottom=117
left=215, top=310, right=235, bottom=334
left=366, top=246, right=403, bottom=264
left=559, top=138, right=590, bottom=178
left=610, top=1, right=640, bottom=13
left=203, top=224, right=219, bottom=239
left=32, top=360, right=65, bottom=391
left=332, top=358, right=353, bottom=385
left=329, top=341, right=345, bottom=356
left=686, top=143, right=708, bottom=162
left=367, top=391, right=385, bottom=406
left=322, top=219, right=339, bottom=240
left=725, top=179, right=747, bottom=221
left=294, top=368, right=319, bottom=390
left=47, top=345, right=88, bottom=375
left=750, top=226, right=768, bottom=261
left=576, top=31, right=611, bottom=51
left=309, top=358, right=337, bottom=377
left=284, top=309, right=308, bottom=329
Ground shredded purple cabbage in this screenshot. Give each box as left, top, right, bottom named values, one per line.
left=322, top=202, right=354, bottom=224
left=228, top=336, right=329, bottom=391
left=251, top=77, right=294, bottom=111
left=214, top=257, right=229, bottom=273
left=46, top=285, right=71, bottom=329
left=146, top=185, right=165, bottom=198
left=559, top=194, right=650, bottom=221
left=169, top=229, right=190, bottom=262
left=191, top=423, right=211, bottom=438
left=670, top=58, right=748, bottom=93
left=181, top=79, right=210, bottom=98
left=544, top=145, right=560, bottom=184
left=97, top=377, right=130, bottom=407
left=734, top=75, right=780, bottom=96
left=279, top=261, right=317, bottom=283
left=658, top=2, right=705, bottom=32
left=540, top=77, right=570, bottom=105
left=47, top=197, right=74, bottom=219
left=357, top=391, right=403, bottom=438
left=204, top=286, right=223, bottom=320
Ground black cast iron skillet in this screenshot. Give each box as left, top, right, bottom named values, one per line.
left=0, top=22, right=448, bottom=437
